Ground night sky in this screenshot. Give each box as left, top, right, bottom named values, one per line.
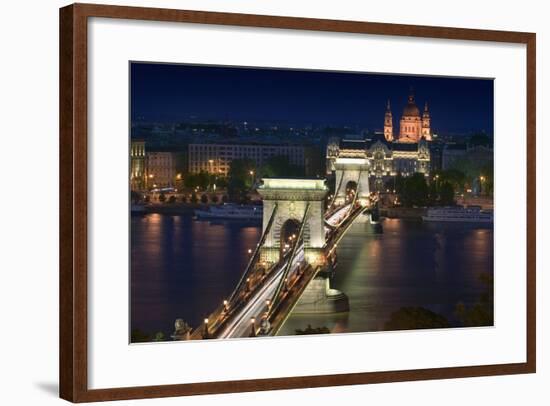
left=131, top=62, right=494, bottom=134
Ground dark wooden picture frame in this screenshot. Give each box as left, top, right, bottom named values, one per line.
left=59, top=3, right=536, bottom=402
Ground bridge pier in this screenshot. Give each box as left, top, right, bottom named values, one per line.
left=292, top=272, right=349, bottom=314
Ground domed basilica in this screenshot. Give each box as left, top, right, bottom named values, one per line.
left=326, top=90, right=432, bottom=190
left=384, top=90, right=432, bottom=143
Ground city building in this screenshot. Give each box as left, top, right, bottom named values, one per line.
left=146, top=151, right=176, bottom=188
left=326, top=90, right=433, bottom=190
left=130, top=140, right=146, bottom=191
left=428, top=140, right=444, bottom=173
left=327, top=135, right=431, bottom=191
left=188, top=143, right=306, bottom=176
left=441, top=143, right=492, bottom=171
left=384, top=90, right=432, bottom=143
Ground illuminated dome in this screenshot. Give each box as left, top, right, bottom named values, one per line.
left=403, top=94, right=420, bottom=117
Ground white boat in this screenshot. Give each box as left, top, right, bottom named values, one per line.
left=195, top=203, right=263, bottom=220
left=422, top=206, right=493, bottom=223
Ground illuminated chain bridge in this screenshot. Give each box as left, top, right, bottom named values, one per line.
left=189, top=165, right=374, bottom=340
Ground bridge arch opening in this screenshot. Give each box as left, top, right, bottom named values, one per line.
left=280, top=218, right=301, bottom=256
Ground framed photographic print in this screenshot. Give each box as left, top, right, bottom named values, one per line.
left=59, top=3, right=536, bottom=402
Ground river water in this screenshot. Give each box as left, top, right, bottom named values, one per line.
left=131, top=213, right=493, bottom=338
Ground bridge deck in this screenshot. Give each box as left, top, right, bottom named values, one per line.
left=189, top=202, right=366, bottom=340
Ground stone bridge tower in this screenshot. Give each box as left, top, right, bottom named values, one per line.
left=333, top=157, right=371, bottom=206
left=257, top=178, right=328, bottom=266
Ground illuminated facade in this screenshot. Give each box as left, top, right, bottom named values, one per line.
left=326, top=91, right=433, bottom=190
left=384, top=90, right=432, bottom=143
left=188, top=143, right=305, bottom=175
left=327, top=136, right=431, bottom=190
left=130, top=140, right=146, bottom=191
left=146, top=152, right=176, bottom=188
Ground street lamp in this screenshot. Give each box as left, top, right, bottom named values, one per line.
left=249, top=170, right=255, bottom=188
left=203, top=318, right=209, bottom=339
left=223, top=300, right=229, bottom=313
left=249, top=317, right=256, bottom=337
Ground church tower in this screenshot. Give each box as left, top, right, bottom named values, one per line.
left=422, top=101, right=432, bottom=140
left=383, top=99, right=393, bottom=142
left=399, top=89, right=422, bottom=142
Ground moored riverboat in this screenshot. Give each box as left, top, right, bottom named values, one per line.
left=195, top=203, right=263, bottom=220
left=422, top=206, right=493, bottom=223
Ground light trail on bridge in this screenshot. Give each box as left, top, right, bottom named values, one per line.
left=217, top=205, right=355, bottom=339
left=325, top=203, right=353, bottom=227
left=218, top=247, right=305, bottom=338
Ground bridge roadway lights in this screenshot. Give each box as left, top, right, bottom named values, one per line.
left=304, top=248, right=326, bottom=266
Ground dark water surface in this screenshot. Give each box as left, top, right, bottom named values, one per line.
left=131, top=214, right=493, bottom=337
left=278, top=217, right=493, bottom=335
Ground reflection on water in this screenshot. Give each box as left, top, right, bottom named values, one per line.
left=131, top=214, right=493, bottom=337
left=278, top=218, right=493, bottom=335
left=131, top=214, right=261, bottom=335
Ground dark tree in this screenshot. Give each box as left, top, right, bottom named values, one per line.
left=394, top=173, right=405, bottom=194
left=130, top=329, right=151, bottom=343
left=434, top=169, right=466, bottom=192
left=196, top=171, right=210, bottom=190
left=183, top=173, right=198, bottom=189
left=158, top=192, right=166, bottom=203
left=428, top=179, right=438, bottom=206
left=455, top=273, right=494, bottom=327
left=184, top=171, right=210, bottom=190
left=480, top=163, right=494, bottom=196
left=216, top=177, right=228, bottom=189
left=260, top=155, right=304, bottom=178
left=190, top=192, right=198, bottom=204
left=168, top=195, right=177, bottom=204
left=400, top=173, right=429, bottom=207
left=227, top=158, right=256, bottom=201
left=384, top=307, right=450, bottom=331
left=211, top=194, right=219, bottom=203
left=200, top=194, right=208, bottom=204
left=439, top=181, right=455, bottom=206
